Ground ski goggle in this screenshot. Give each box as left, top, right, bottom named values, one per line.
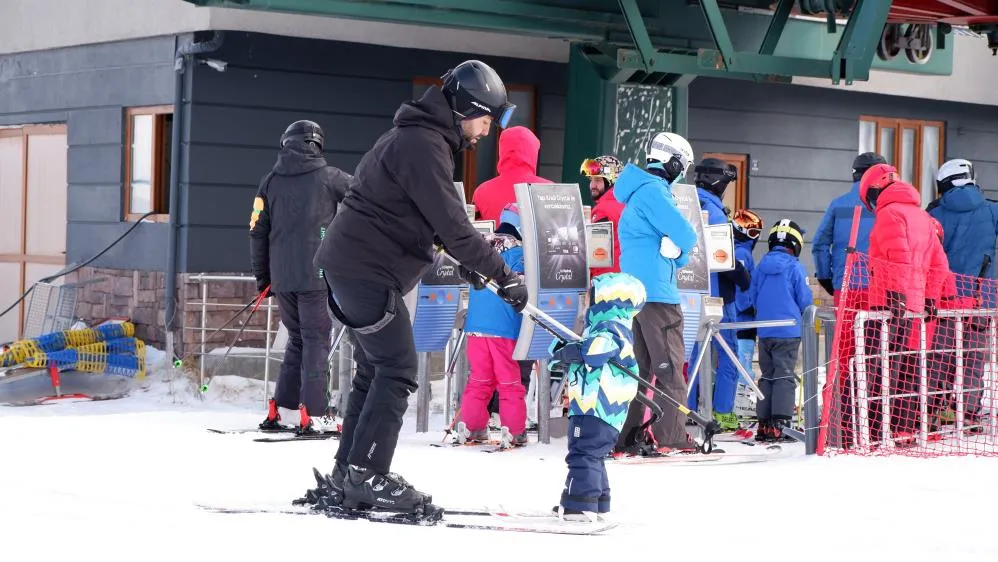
left=580, top=158, right=603, bottom=177
left=736, top=225, right=763, bottom=239
left=496, top=103, right=515, bottom=129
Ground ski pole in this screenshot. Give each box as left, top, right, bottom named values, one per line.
left=201, top=286, right=271, bottom=394
left=434, top=247, right=722, bottom=450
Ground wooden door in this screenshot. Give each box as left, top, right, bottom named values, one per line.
left=0, top=124, right=68, bottom=342
left=701, top=152, right=748, bottom=213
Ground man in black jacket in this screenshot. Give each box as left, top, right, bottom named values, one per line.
left=311, top=60, right=528, bottom=514
left=250, top=120, right=353, bottom=435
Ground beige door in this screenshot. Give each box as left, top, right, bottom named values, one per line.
left=702, top=152, right=748, bottom=213
left=0, top=125, right=68, bottom=343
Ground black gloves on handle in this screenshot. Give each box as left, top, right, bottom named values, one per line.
left=817, top=278, right=834, bottom=297
left=494, top=266, right=529, bottom=313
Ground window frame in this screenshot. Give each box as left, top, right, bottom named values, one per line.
left=123, top=105, right=174, bottom=222
left=859, top=115, right=945, bottom=204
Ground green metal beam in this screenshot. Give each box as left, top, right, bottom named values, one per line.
left=617, top=0, right=656, bottom=72
left=186, top=0, right=614, bottom=41
left=830, top=0, right=892, bottom=84
left=699, top=0, right=736, bottom=68
left=363, top=0, right=616, bottom=27
left=759, top=0, right=793, bottom=55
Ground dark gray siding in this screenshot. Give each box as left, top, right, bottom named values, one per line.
left=688, top=77, right=998, bottom=275
left=186, top=32, right=568, bottom=272
left=0, top=36, right=176, bottom=271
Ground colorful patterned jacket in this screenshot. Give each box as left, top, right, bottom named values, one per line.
left=547, top=272, right=646, bottom=433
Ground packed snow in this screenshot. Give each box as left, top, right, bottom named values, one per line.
left=2, top=347, right=997, bottom=561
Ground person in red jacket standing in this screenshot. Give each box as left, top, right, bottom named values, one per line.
left=470, top=125, right=553, bottom=424
left=581, top=155, right=625, bottom=277
left=858, top=163, right=949, bottom=444
left=472, top=126, right=552, bottom=225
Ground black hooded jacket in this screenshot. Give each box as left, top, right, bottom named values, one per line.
left=250, top=141, right=353, bottom=293
left=314, top=86, right=508, bottom=294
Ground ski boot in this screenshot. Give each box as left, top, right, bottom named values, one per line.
left=341, top=465, right=435, bottom=516
left=498, top=426, right=528, bottom=449
left=713, top=411, right=741, bottom=433
left=453, top=421, right=488, bottom=445
left=552, top=505, right=602, bottom=523
left=769, top=417, right=797, bottom=443
left=259, top=399, right=282, bottom=430
left=295, top=462, right=349, bottom=508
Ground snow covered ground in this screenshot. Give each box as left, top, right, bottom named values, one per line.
left=2, top=348, right=997, bottom=561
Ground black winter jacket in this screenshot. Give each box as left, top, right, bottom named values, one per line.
left=314, top=86, right=508, bottom=294
left=249, top=141, right=352, bottom=293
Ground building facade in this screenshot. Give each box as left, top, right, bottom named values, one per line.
left=1, top=0, right=995, bottom=350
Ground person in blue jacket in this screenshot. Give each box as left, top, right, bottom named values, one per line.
left=811, top=152, right=885, bottom=300
left=927, top=158, right=998, bottom=423
left=612, top=132, right=699, bottom=454
left=685, top=158, right=750, bottom=431
left=745, top=219, right=813, bottom=442
left=731, top=209, right=764, bottom=401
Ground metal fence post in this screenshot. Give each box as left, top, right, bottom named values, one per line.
left=538, top=360, right=551, bottom=444
left=802, top=305, right=819, bottom=455
left=338, top=337, right=353, bottom=415
left=199, top=277, right=208, bottom=390
left=416, top=352, right=430, bottom=432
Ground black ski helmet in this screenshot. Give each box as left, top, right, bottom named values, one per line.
left=441, top=60, right=516, bottom=128
left=694, top=158, right=737, bottom=198
left=852, top=152, right=887, bottom=182
left=281, top=120, right=324, bottom=151
left=768, top=219, right=805, bottom=257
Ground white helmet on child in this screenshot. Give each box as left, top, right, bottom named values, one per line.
left=646, top=132, right=694, bottom=183
left=936, top=159, right=975, bottom=194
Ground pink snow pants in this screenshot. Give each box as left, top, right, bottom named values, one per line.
left=461, top=336, right=527, bottom=434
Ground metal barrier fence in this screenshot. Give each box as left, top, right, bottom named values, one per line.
left=183, top=274, right=280, bottom=406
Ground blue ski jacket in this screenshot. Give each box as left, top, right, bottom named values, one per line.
left=812, top=181, right=875, bottom=291
left=745, top=246, right=813, bottom=339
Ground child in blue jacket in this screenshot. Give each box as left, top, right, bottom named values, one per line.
left=548, top=272, right=646, bottom=521
left=745, top=219, right=813, bottom=442
left=455, top=204, right=528, bottom=447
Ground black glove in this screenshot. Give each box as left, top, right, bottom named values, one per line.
left=495, top=268, right=528, bottom=313
left=924, top=298, right=938, bottom=323
left=458, top=265, right=487, bottom=290
left=256, top=277, right=271, bottom=298
left=817, top=278, right=834, bottom=297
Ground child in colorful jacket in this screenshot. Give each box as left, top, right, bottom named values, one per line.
left=455, top=204, right=528, bottom=447
left=548, top=272, right=647, bottom=521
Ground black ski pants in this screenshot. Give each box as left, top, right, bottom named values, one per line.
left=327, top=276, right=417, bottom=475
left=273, top=290, right=331, bottom=415
left=756, top=337, right=800, bottom=420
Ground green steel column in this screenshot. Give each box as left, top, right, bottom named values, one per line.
left=670, top=75, right=695, bottom=139
left=562, top=44, right=616, bottom=204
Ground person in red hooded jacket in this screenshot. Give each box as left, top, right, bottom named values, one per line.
left=858, top=163, right=949, bottom=444
left=472, top=126, right=553, bottom=225
left=580, top=155, right=625, bottom=277
left=470, top=126, right=553, bottom=423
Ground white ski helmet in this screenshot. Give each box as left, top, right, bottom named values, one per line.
left=936, top=158, right=975, bottom=193
left=646, top=132, right=694, bottom=183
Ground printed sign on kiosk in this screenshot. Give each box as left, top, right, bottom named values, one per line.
left=671, top=183, right=710, bottom=363
left=512, top=183, right=588, bottom=361
left=411, top=182, right=467, bottom=353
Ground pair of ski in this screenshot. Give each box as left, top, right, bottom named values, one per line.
left=206, top=427, right=340, bottom=443
left=609, top=443, right=784, bottom=465
left=197, top=501, right=616, bottom=535
left=430, top=438, right=524, bottom=454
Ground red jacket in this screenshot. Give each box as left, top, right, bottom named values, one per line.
left=590, top=187, right=625, bottom=276
left=471, top=126, right=552, bottom=226
left=866, top=181, right=949, bottom=312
